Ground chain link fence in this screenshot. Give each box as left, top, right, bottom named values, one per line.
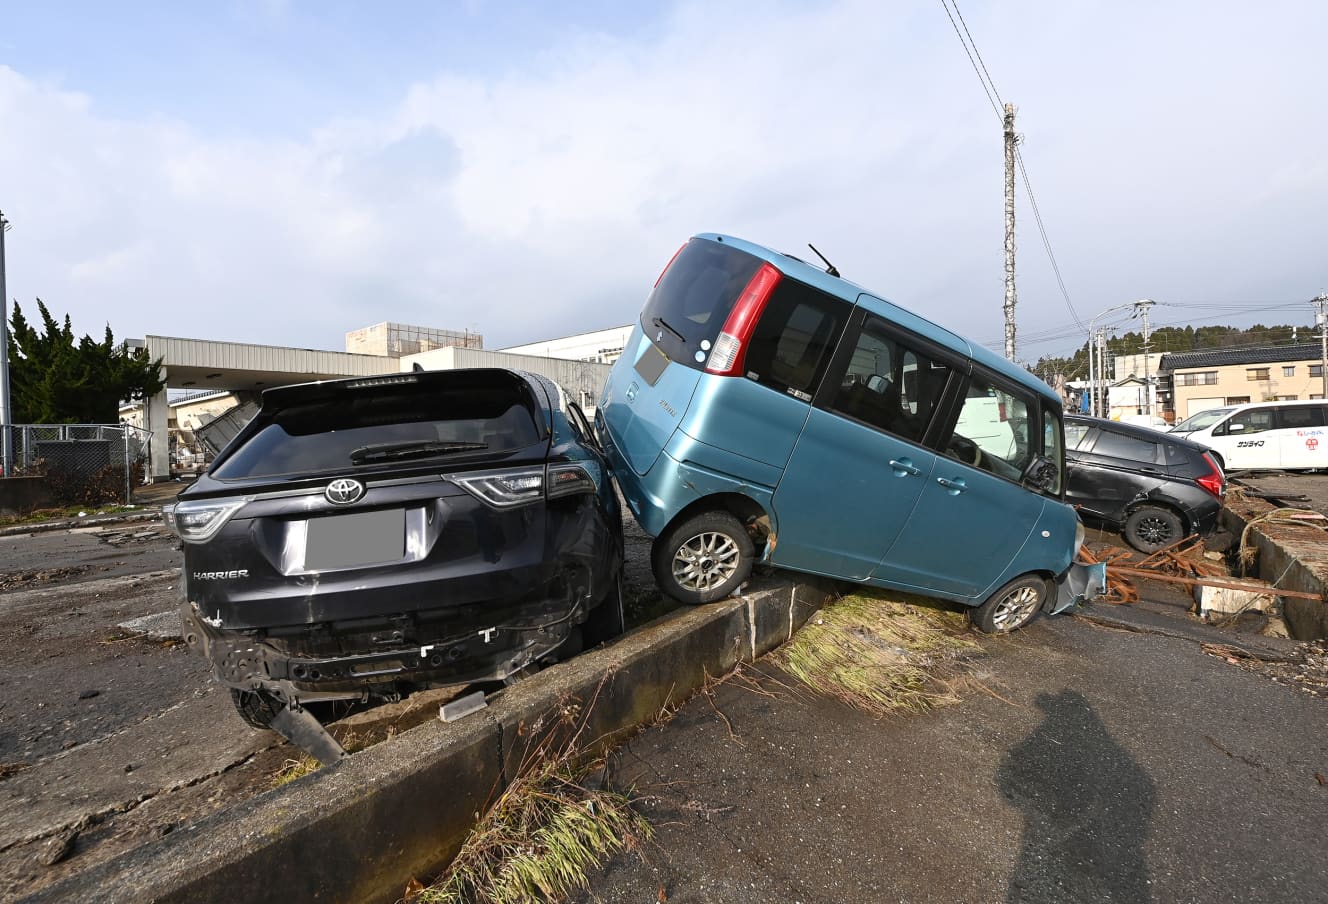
left=0, top=424, right=152, bottom=505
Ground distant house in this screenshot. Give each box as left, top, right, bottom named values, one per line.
left=1159, top=344, right=1326, bottom=420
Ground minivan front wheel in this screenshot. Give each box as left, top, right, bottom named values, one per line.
left=653, top=511, right=755, bottom=605
left=971, top=574, right=1050, bottom=634
left=1124, top=505, right=1184, bottom=553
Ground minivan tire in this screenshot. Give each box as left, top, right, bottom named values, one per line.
left=1124, top=505, right=1185, bottom=553
left=971, top=574, right=1050, bottom=634
left=653, top=511, right=755, bottom=605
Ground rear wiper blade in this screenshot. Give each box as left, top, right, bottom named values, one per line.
left=349, top=441, right=488, bottom=464
left=652, top=316, right=687, bottom=343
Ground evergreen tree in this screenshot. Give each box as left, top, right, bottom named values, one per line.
left=6, top=299, right=165, bottom=424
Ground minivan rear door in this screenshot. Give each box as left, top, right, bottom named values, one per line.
left=771, top=312, right=955, bottom=580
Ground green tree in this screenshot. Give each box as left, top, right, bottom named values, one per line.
left=6, top=299, right=164, bottom=424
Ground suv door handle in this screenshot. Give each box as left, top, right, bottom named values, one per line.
left=936, top=476, right=967, bottom=494
left=889, top=458, right=922, bottom=477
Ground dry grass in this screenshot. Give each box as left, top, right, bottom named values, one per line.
left=772, top=591, right=980, bottom=716
left=415, top=689, right=652, bottom=904
left=269, top=728, right=370, bottom=788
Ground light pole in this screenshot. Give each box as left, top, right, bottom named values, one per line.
left=1085, top=301, right=1140, bottom=418
left=0, top=210, right=12, bottom=478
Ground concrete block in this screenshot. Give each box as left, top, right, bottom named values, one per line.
left=1195, top=585, right=1274, bottom=617
left=24, top=712, right=504, bottom=904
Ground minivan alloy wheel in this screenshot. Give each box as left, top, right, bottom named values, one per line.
left=970, top=574, right=1050, bottom=634
left=673, top=531, right=741, bottom=592
left=989, top=584, right=1041, bottom=630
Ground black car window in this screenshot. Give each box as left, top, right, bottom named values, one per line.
left=640, top=239, right=762, bottom=369
left=213, top=384, right=541, bottom=479
left=744, top=280, right=846, bottom=401
left=1276, top=406, right=1326, bottom=429
left=824, top=319, right=951, bottom=445
left=1089, top=428, right=1161, bottom=464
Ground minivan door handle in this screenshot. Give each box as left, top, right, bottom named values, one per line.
left=889, top=458, right=922, bottom=477
left=936, top=476, right=967, bottom=495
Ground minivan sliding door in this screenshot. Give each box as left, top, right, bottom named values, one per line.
left=769, top=313, right=955, bottom=580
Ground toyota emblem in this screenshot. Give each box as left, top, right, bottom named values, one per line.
left=325, top=478, right=365, bottom=505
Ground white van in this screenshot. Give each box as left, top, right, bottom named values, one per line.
left=1170, top=400, right=1328, bottom=471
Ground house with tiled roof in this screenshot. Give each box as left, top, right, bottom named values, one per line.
left=1159, top=343, right=1327, bottom=420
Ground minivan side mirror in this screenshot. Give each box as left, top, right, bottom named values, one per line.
left=1022, top=455, right=1059, bottom=492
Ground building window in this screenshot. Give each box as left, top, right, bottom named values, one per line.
left=1312, top=365, right=1324, bottom=378
left=1176, top=371, right=1218, bottom=386
left=1247, top=368, right=1270, bottom=381
left=1276, top=395, right=1299, bottom=401
left=1225, top=396, right=1250, bottom=405
left=1284, top=366, right=1296, bottom=377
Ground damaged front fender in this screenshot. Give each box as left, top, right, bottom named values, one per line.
left=1049, top=560, right=1107, bottom=614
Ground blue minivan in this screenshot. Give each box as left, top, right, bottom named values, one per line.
left=597, top=233, right=1103, bottom=633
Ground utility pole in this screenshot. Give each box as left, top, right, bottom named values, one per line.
left=1314, top=292, right=1328, bottom=401
left=1136, top=299, right=1155, bottom=415
left=1003, top=103, right=1018, bottom=362
left=0, top=210, right=12, bottom=478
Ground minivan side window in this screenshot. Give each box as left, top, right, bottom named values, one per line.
left=946, top=373, right=1036, bottom=482
left=824, top=320, right=951, bottom=445
left=1277, top=406, right=1327, bottom=429
left=1214, top=409, right=1275, bottom=436
left=743, top=280, right=846, bottom=401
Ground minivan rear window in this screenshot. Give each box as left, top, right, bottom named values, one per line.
left=212, top=384, right=541, bottom=479
left=641, top=239, right=762, bottom=367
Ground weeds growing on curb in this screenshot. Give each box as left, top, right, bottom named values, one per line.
left=773, top=591, right=979, bottom=716
left=415, top=684, right=653, bottom=904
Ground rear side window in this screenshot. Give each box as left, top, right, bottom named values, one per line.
left=213, top=383, right=541, bottom=479
left=640, top=239, right=761, bottom=368
left=743, top=280, right=846, bottom=400
left=1090, top=429, right=1160, bottom=464
left=1065, top=421, right=1092, bottom=450
left=825, top=319, right=952, bottom=445
left=1277, top=406, right=1326, bottom=429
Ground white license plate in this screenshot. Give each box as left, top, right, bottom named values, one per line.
left=305, top=509, right=405, bottom=570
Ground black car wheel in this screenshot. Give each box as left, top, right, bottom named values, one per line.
left=653, top=511, right=754, bottom=605
left=1124, top=505, right=1185, bottom=553
left=971, top=574, right=1049, bottom=634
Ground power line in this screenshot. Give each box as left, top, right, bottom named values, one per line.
left=939, top=0, right=1001, bottom=119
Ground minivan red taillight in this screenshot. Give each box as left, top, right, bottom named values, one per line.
left=704, top=263, right=783, bottom=376
left=1196, top=452, right=1225, bottom=499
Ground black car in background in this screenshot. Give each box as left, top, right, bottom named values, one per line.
left=1065, top=415, right=1225, bottom=553
left=166, top=369, right=623, bottom=762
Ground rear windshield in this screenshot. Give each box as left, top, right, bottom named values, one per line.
left=212, top=383, right=541, bottom=479
left=641, top=238, right=762, bottom=366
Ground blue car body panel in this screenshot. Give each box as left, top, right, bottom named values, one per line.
left=599, top=233, right=1086, bottom=609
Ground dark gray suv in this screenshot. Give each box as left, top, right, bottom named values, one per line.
left=166, top=368, right=623, bottom=762
left=1065, top=415, right=1225, bottom=553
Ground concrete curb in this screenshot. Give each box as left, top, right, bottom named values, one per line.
left=1220, top=497, right=1328, bottom=639
left=23, top=576, right=837, bottom=904
left=0, top=510, right=160, bottom=538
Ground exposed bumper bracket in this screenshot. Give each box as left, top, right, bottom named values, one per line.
left=1050, top=561, right=1108, bottom=614
left=270, top=704, right=347, bottom=766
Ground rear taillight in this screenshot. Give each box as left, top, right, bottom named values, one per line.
left=705, top=263, right=783, bottom=376
left=654, top=242, right=688, bottom=288
left=1196, top=452, right=1225, bottom=499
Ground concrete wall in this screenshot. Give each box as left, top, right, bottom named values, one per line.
left=500, top=325, right=634, bottom=365
left=401, top=346, right=613, bottom=411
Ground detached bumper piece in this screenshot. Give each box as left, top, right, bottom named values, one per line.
left=1050, top=560, right=1108, bottom=614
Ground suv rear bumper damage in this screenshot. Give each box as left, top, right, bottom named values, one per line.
left=179, top=575, right=599, bottom=702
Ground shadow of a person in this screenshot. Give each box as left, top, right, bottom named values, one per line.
left=998, top=690, right=1156, bottom=903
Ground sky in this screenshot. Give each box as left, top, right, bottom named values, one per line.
left=1, top=0, right=1325, bottom=363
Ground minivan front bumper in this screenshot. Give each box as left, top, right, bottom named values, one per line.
left=1050, top=560, right=1108, bottom=614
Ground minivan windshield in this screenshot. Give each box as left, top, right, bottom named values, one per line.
left=213, top=384, right=541, bottom=479
left=641, top=239, right=762, bottom=367
left=1171, top=407, right=1234, bottom=434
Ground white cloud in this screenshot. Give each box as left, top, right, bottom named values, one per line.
left=1, top=0, right=1326, bottom=363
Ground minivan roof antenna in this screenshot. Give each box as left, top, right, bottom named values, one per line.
left=807, top=243, right=840, bottom=278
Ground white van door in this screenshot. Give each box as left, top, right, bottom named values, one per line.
left=1211, top=408, right=1279, bottom=469
left=1273, top=405, right=1328, bottom=469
